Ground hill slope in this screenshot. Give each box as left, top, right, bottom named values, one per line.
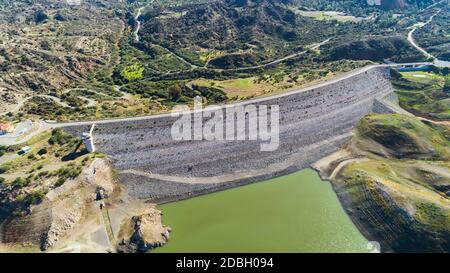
left=316, top=114, right=450, bottom=252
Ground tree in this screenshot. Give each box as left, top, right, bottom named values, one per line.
left=54, top=12, right=66, bottom=22
left=40, top=40, right=51, bottom=51
left=168, top=84, right=182, bottom=102
left=443, top=78, right=450, bottom=94
left=37, top=148, right=48, bottom=156
left=441, top=67, right=449, bottom=76
left=390, top=68, right=402, bottom=80
left=34, top=10, right=49, bottom=23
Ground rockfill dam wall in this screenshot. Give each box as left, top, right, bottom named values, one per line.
left=63, top=65, right=395, bottom=203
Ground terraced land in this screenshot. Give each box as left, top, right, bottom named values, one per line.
left=392, top=69, right=450, bottom=120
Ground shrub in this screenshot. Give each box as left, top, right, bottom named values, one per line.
left=54, top=12, right=66, bottom=21
left=33, top=10, right=49, bottom=23
left=0, top=145, right=6, bottom=157
left=37, top=148, right=48, bottom=156
left=55, top=177, right=66, bottom=187
left=444, top=78, right=450, bottom=94
left=26, top=190, right=46, bottom=205
left=168, top=84, right=182, bottom=102
left=57, top=164, right=82, bottom=180
left=38, top=171, right=49, bottom=178
left=0, top=165, right=8, bottom=174
left=49, top=128, right=74, bottom=145
left=12, top=177, right=29, bottom=188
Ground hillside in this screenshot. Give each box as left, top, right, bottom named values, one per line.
left=392, top=69, right=450, bottom=121
left=138, top=0, right=336, bottom=69
left=322, top=36, right=425, bottom=63
left=0, top=0, right=125, bottom=112
left=137, top=0, right=430, bottom=69
left=0, top=128, right=170, bottom=252
left=0, top=0, right=443, bottom=122
left=315, top=114, right=450, bottom=252
left=415, top=5, right=450, bottom=62
left=380, top=0, right=406, bottom=9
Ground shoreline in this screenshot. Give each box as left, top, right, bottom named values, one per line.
left=312, top=152, right=394, bottom=253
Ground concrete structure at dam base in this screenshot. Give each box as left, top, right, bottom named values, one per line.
left=63, top=65, right=400, bottom=203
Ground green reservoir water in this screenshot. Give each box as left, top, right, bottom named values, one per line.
left=155, top=169, right=368, bottom=253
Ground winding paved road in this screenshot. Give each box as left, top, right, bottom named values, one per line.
left=406, top=2, right=450, bottom=68
left=133, top=7, right=144, bottom=42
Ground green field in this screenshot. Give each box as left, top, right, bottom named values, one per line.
left=154, top=169, right=369, bottom=253
left=393, top=70, right=450, bottom=120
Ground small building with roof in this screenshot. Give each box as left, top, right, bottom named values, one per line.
left=0, top=123, right=14, bottom=135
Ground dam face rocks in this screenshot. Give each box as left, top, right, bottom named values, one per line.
left=63, top=66, right=395, bottom=203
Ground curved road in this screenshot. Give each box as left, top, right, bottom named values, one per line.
left=0, top=94, right=97, bottom=117
left=134, top=7, right=144, bottom=42
left=406, top=2, right=450, bottom=67
left=0, top=95, right=73, bottom=116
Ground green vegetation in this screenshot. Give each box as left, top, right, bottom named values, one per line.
left=0, top=145, right=6, bottom=157
left=415, top=6, right=450, bottom=61
left=21, top=93, right=162, bottom=122
left=323, top=36, right=424, bottom=63
left=357, top=113, right=450, bottom=160
left=114, top=38, right=192, bottom=85
left=52, top=164, right=83, bottom=188
left=121, top=64, right=145, bottom=81
left=0, top=129, right=93, bottom=215
left=3, top=0, right=442, bottom=123
left=392, top=68, right=450, bottom=120
left=120, top=79, right=227, bottom=104
left=337, top=113, right=450, bottom=252
left=48, top=128, right=77, bottom=146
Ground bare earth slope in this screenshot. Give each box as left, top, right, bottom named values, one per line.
left=315, top=114, right=450, bottom=252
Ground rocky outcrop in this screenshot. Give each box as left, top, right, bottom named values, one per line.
left=117, top=207, right=171, bottom=253
left=40, top=201, right=84, bottom=250
left=314, top=114, right=450, bottom=252
left=0, top=159, right=119, bottom=251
